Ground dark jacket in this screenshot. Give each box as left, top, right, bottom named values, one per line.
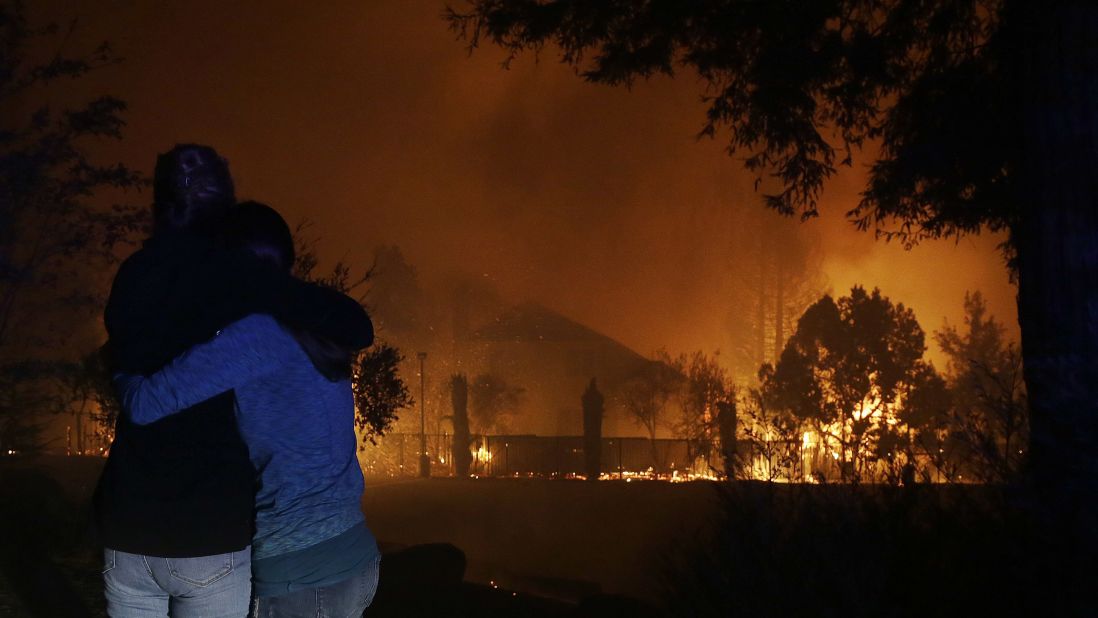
left=93, top=232, right=372, bottom=557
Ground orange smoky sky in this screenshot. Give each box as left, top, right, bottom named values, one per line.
left=35, top=0, right=1017, bottom=367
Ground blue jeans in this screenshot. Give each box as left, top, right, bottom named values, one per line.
left=103, top=547, right=252, bottom=617
left=249, top=556, right=381, bottom=618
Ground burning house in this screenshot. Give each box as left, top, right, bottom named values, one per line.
left=467, top=302, right=655, bottom=436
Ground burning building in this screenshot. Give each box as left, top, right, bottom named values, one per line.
left=468, top=302, right=655, bottom=436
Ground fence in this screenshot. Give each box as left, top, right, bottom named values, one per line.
left=360, top=432, right=884, bottom=482
left=360, top=432, right=745, bottom=479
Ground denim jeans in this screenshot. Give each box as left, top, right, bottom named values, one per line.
left=249, top=555, right=381, bottom=618
left=103, top=546, right=252, bottom=617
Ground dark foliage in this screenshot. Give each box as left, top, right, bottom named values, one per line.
left=0, top=0, right=146, bottom=451
left=763, top=286, right=944, bottom=482
left=935, top=291, right=1027, bottom=483
left=470, top=372, right=524, bottom=434
left=661, top=481, right=1098, bottom=616
left=446, top=0, right=1011, bottom=247
left=354, top=342, right=414, bottom=446
left=620, top=356, right=680, bottom=470
left=294, top=229, right=410, bottom=446
left=740, top=372, right=803, bottom=482
left=673, top=351, right=733, bottom=470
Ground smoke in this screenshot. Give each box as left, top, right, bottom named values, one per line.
left=39, top=0, right=1018, bottom=369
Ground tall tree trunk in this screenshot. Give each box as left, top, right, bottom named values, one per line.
left=1014, top=0, right=1098, bottom=566
left=774, top=256, right=785, bottom=364
left=756, top=239, right=768, bottom=367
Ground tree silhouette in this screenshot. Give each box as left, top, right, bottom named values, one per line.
left=294, top=231, right=409, bottom=444
left=620, top=354, right=681, bottom=470
left=0, top=0, right=145, bottom=451
left=469, top=372, right=524, bottom=433
left=936, top=291, right=1027, bottom=483
left=741, top=372, right=803, bottom=482
left=446, top=0, right=1098, bottom=515
left=353, top=342, right=413, bottom=446
left=764, top=286, right=939, bottom=482
left=367, top=245, right=427, bottom=339
left=674, top=351, right=734, bottom=473
left=727, top=216, right=824, bottom=384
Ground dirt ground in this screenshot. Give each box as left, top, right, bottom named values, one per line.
left=362, top=477, right=723, bottom=604
left=1, top=457, right=696, bottom=615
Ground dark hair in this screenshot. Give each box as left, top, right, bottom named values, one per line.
left=153, top=144, right=235, bottom=234
left=228, top=201, right=295, bottom=272
left=229, top=201, right=354, bottom=381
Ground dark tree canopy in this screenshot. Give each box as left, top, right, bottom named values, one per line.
left=935, top=291, right=1027, bottom=482
left=447, top=0, right=1012, bottom=250
left=1, top=0, right=145, bottom=451
left=470, top=372, right=524, bottom=433
left=353, top=342, right=413, bottom=445
left=294, top=233, right=409, bottom=444
left=763, top=286, right=940, bottom=481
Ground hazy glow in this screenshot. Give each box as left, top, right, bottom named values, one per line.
left=38, top=0, right=1016, bottom=368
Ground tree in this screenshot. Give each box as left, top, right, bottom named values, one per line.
left=936, top=291, right=1027, bottom=483
left=446, top=0, right=1098, bottom=520
left=450, top=373, right=473, bottom=476
left=726, top=216, right=824, bottom=384
left=292, top=221, right=372, bottom=303
left=879, top=360, right=952, bottom=484
left=469, top=372, right=524, bottom=433
left=741, top=367, right=803, bottom=482
left=674, top=351, right=734, bottom=474
left=763, top=286, right=940, bottom=482
left=55, top=345, right=118, bottom=455
left=1, top=1, right=145, bottom=451
left=581, top=377, right=604, bottom=480
left=367, top=245, right=427, bottom=338
left=353, top=342, right=413, bottom=446
left=620, top=356, right=681, bottom=470
left=294, top=229, right=409, bottom=445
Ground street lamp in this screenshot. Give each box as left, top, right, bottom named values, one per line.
left=418, top=351, right=429, bottom=478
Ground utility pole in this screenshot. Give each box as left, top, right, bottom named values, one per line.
left=418, top=351, right=430, bottom=478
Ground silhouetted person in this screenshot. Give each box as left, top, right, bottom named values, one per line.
left=115, top=202, right=382, bottom=616
left=94, top=144, right=372, bottom=617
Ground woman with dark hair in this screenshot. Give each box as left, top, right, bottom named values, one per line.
left=115, top=202, right=382, bottom=618
left=97, top=145, right=373, bottom=617
left=151, top=143, right=236, bottom=234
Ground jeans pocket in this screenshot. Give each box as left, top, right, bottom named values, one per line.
left=102, top=549, right=116, bottom=575
left=165, top=552, right=234, bottom=587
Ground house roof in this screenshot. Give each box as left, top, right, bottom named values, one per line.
left=473, top=302, right=650, bottom=365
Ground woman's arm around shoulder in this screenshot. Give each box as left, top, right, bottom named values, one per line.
left=115, top=313, right=292, bottom=425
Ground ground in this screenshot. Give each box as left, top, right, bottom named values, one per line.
left=0, top=458, right=693, bottom=616
left=363, top=476, right=720, bottom=604
left=2, top=456, right=1072, bottom=616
